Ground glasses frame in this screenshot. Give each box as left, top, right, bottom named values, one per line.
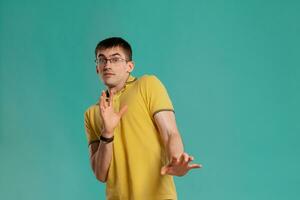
left=95, top=57, right=130, bottom=66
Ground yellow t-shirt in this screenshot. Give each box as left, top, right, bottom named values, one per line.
left=84, top=75, right=177, bottom=200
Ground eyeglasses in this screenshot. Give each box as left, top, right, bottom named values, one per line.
left=95, top=57, right=129, bottom=66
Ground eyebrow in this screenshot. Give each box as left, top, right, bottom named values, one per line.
left=98, top=53, right=122, bottom=58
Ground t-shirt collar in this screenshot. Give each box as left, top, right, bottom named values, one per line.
left=125, top=74, right=137, bottom=85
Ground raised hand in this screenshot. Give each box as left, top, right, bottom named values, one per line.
left=161, top=152, right=202, bottom=176
left=99, top=90, right=128, bottom=135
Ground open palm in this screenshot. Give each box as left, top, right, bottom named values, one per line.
left=161, top=153, right=202, bottom=176
left=99, top=90, right=127, bottom=134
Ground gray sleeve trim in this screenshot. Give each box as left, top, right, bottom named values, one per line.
left=152, top=109, right=175, bottom=118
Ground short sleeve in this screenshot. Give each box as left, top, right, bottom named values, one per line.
left=140, top=75, right=174, bottom=117
left=84, top=109, right=100, bottom=146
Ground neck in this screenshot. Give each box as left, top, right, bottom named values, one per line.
left=108, top=74, right=130, bottom=93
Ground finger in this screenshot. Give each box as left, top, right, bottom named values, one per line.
left=104, top=90, right=110, bottom=106
left=99, top=95, right=102, bottom=108
left=187, top=156, right=194, bottom=163
left=181, top=153, right=189, bottom=164
left=118, top=105, right=128, bottom=117
left=109, top=90, right=114, bottom=106
left=100, top=92, right=106, bottom=112
left=100, top=91, right=106, bottom=109
left=178, top=154, right=183, bottom=163
left=188, top=163, right=202, bottom=170
left=100, top=90, right=105, bottom=100
left=160, top=166, right=169, bottom=175
left=171, top=156, right=179, bottom=165
left=102, top=95, right=108, bottom=109
left=99, top=92, right=105, bottom=113
left=177, top=153, right=185, bottom=165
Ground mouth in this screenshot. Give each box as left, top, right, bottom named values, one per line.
left=103, top=73, right=115, bottom=77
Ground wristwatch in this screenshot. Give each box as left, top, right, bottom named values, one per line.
left=100, top=135, right=114, bottom=143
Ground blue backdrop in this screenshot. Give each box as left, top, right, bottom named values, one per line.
left=1, top=0, right=299, bottom=199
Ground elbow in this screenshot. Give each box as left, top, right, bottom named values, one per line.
left=91, top=159, right=107, bottom=183
left=96, top=175, right=107, bottom=183
left=94, top=170, right=108, bottom=183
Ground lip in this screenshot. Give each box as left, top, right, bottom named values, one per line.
left=103, top=73, right=115, bottom=76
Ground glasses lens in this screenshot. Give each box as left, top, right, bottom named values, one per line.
left=110, top=57, right=120, bottom=63
left=97, top=58, right=106, bottom=65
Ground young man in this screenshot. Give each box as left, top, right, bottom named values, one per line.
left=84, top=37, right=202, bottom=200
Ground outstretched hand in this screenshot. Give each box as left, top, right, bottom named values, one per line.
left=161, top=153, right=202, bottom=176
left=99, top=90, right=128, bottom=134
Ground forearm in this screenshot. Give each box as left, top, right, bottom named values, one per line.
left=166, top=132, right=184, bottom=161
left=90, top=89, right=127, bottom=182
left=91, top=140, right=113, bottom=182
left=90, top=129, right=114, bottom=182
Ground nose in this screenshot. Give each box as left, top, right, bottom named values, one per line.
left=102, top=63, right=112, bottom=72
left=103, top=59, right=113, bottom=68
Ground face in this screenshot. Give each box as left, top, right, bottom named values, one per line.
left=96, top=46, right=134, bottom=89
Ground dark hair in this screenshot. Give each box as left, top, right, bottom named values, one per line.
left=95, top=37, right=132, bottom=61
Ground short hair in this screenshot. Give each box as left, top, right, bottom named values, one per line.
left=95, top=37, right=132, bottom=61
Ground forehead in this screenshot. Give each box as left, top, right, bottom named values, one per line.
left=96, top=46, right=126, bottom=58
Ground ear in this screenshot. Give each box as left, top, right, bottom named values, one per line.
left=96, top=66, right=99, bottom=74
left=127, top=61, right=135, bottom=73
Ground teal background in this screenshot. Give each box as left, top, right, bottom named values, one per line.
left=1, top=0, right=299, bottom=199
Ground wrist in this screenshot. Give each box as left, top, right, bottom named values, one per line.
left=100, top=135, right=114, bottom=144
left=101, top=128, right=114, bottom=137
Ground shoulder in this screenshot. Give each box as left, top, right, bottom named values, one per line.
left=136, top=74, right=171, bottom=99
left=138, top=74, right=160, bottom=81
left=137, top=74, right=163, bottom=87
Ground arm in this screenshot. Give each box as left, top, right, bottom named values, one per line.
left=154, top=111, right=184, bottom=160
left=154, top=111, right=202, bottom=176
left=89, top=90, right=127, bottom=182
left=89, top=137, right=112, bottom=182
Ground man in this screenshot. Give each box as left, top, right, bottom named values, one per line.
left=84, top=37, right=202, bottom=200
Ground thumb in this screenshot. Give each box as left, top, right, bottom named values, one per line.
left=118, top=105, right=128, bottom=117
left=161, top=166, right=168, bottom=175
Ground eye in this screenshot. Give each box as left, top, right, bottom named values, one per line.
left=111, top=57, right=120, bottom=63
left=99, top=58, right=106, bottom=64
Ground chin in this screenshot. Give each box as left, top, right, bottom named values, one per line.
left=103, top=79, right=116, bottom=88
